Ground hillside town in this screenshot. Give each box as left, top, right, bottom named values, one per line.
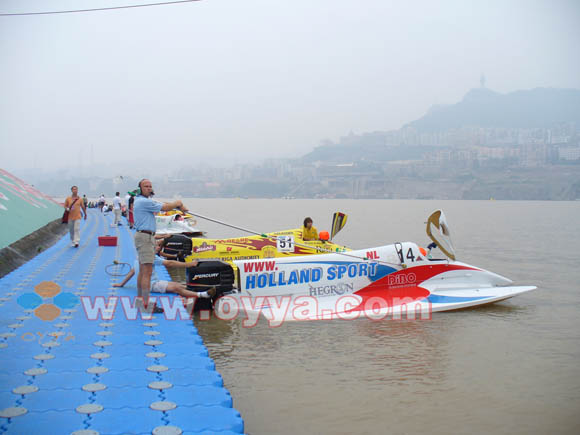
left=163, top=121, right=580, bottom=200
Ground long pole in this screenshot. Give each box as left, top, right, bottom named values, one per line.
left=187, top=211, right=404, bottom=268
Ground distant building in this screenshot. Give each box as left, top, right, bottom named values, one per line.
left=558, top=146, right=580, bottom=161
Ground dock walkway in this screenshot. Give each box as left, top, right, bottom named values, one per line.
left=0, top=210, right=244, bottom=434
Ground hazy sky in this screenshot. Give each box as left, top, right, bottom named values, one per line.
left=1, top=0, right=579, bottom=172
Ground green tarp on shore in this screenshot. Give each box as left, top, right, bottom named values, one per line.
left=0, top=169, right=63, bottom=249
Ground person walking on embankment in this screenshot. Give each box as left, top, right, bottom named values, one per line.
left=64, top=185, right=87, bottom=248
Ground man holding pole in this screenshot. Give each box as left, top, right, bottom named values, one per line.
left=133, top=179, right=188, bottom=313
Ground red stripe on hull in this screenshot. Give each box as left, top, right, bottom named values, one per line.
left=348, top=264, right=477, bottom=312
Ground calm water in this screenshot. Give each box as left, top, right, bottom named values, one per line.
left=181, top=199, right=580, bottom=435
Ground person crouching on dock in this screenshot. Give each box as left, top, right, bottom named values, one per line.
left=113, top=240, right=216, bottom=300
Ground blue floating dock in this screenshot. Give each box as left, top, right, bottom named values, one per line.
left=0, top=210, right=244, bottom=434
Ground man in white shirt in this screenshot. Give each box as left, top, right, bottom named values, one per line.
left=113, top=191, right=122, bottom=225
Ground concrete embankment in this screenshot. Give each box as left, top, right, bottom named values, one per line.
left=0, top=218, right=67, bottom=278
left=0, top=169, right=66, bottom=277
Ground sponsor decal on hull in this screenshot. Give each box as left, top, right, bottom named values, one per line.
left=309, top=282, right=355, bottom=297
left=243, top=261, right=380, bottom=290
left=193, top=242, right=217, bottom=253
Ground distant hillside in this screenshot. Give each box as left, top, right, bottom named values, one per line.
left=300, top=86, right=580, bottom=164
left=406, top=87, right=580, bottom=132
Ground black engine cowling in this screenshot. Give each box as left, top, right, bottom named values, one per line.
left=162, top=235, right=193, bottom=260
left=186, top=260, right=235, bottom=310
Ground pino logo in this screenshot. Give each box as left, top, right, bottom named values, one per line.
left=193, top=242, right=216, bottom=253
left=17, top=281, right=79, bottom=321
left=388, top=272, right=417, bottom=287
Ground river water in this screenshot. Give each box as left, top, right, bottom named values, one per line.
left=180, top=199, right=580, bottom=435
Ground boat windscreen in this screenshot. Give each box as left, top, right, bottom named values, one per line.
left=426, top=210, right=456, bottom=260
left=330, top=212, right=348, bottom=240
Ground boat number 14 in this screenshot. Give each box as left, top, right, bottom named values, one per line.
left=277, top=235, right=295, bottom=252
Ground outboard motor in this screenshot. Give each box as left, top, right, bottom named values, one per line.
left=162, top=235, right=193, bottom=261
left=186, top=260, right=235, bottom=310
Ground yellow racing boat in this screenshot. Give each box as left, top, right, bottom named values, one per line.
left=162, top=212, right=350, bottom=264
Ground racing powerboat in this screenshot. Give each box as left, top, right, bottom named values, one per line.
left=155, top=211, right=204, bottom=237
left=208, top=210, right=536, bottom=322
left=163, top=212, right=350, bottom=263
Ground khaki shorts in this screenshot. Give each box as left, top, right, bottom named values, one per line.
left=151, top=280, right=169, bottom=293
left=134, top=232, right=155, bottom=264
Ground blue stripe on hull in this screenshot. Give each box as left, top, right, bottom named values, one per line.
left=427, top=294, right=489, bottom=304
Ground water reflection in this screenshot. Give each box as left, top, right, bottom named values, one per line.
left=196, top=314, right=455, bottom=390
left=351, top=318, right=450, bottom=387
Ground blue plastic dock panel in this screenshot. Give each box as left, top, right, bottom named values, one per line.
left=0, top=210, right=244, bottom=434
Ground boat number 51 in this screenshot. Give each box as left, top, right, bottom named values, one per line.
left=277, top=235, right=295, bottom=252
